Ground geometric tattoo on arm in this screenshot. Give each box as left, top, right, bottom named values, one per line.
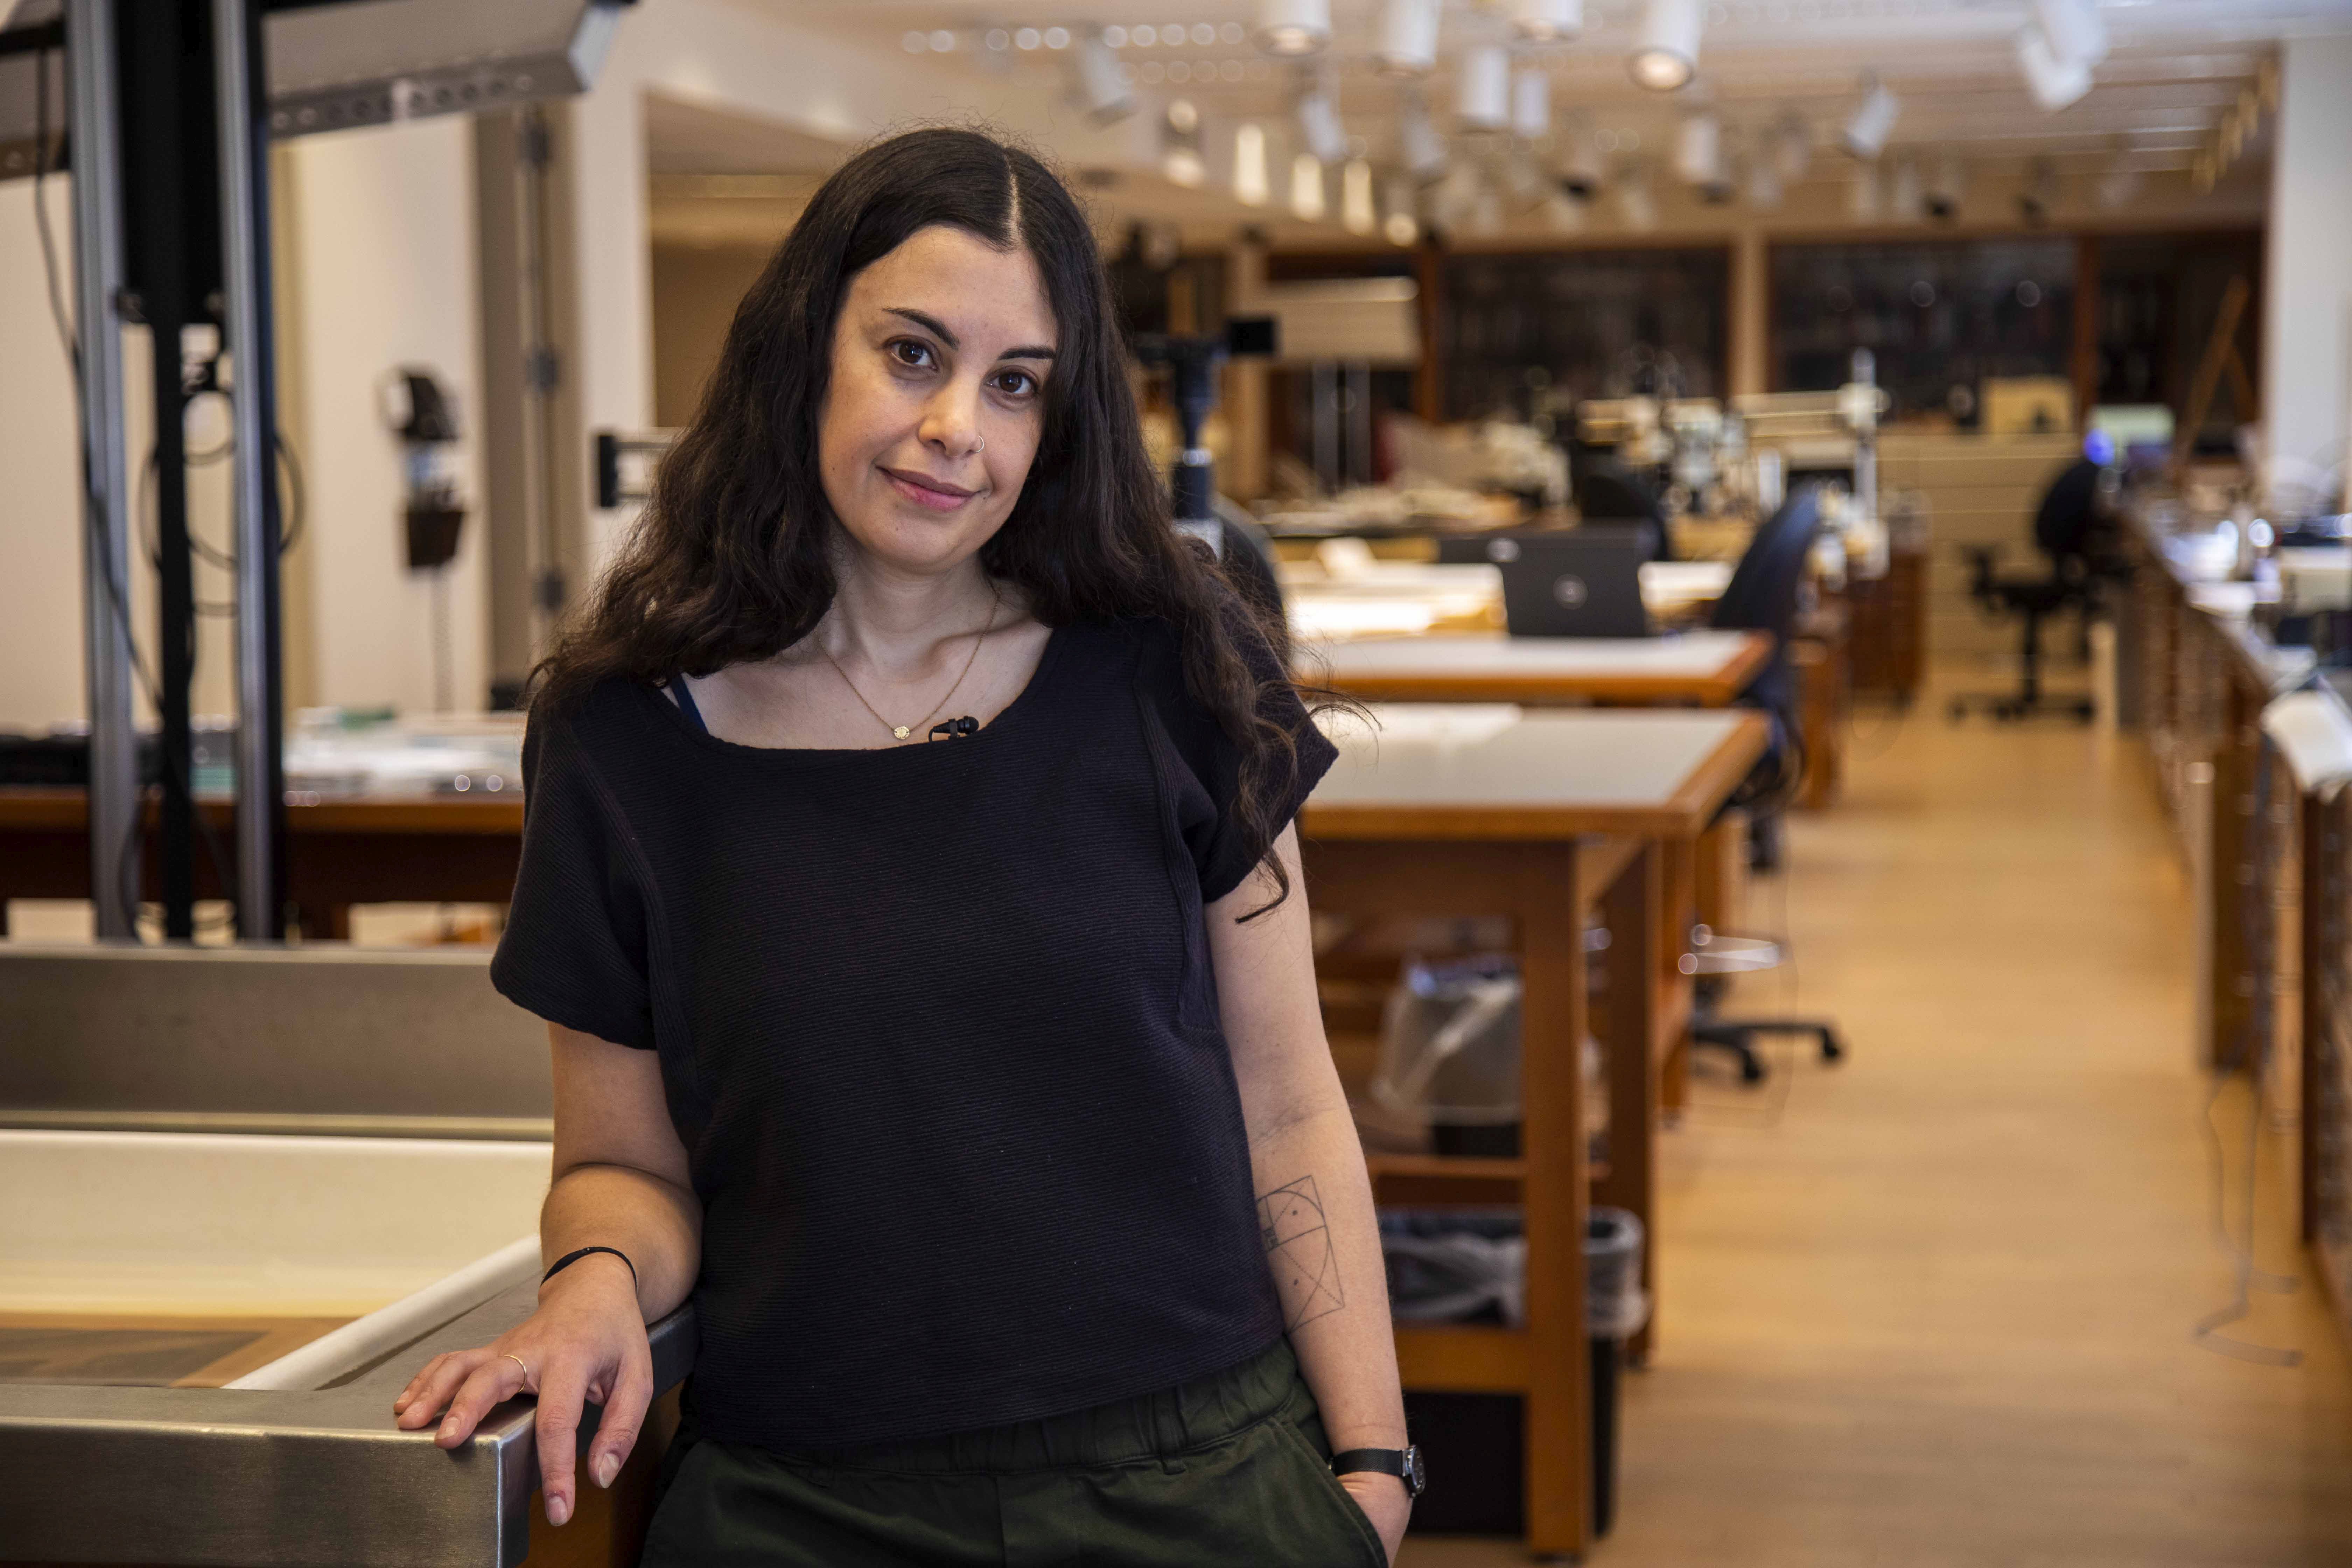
left=1259, top=1175, right=1346, bottom=1332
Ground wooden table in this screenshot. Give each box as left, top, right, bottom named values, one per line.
left=1301, top=705, right=1768, bottom=1559
left=1301, top=628, right=1771, bottom=709
left=0, top=791, right=525, bottom=937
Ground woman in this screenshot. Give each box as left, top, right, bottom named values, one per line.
left=395, top=127, right=1414, bottom=1566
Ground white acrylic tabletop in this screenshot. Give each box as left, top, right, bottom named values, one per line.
left=1311, top=705, right=1752, bottom=811
left=1305, top=628, right=1761, bottom=680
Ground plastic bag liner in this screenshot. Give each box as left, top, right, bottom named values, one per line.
left=1379, top=1206, right=1649, bottom=1339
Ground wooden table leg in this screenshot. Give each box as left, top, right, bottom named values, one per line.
left=1520, top=841, right=1593, bottom=1560
left=1658, top=834, right=1698, bottom=1115
left=1595, top=842, right=1660, bottom=1369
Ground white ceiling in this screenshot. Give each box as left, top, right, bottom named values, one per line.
left=757, top=0, right=2346, bottom=168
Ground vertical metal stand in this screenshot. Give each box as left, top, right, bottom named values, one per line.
left=518, top=105, right=568, bottom=646
left=212, top=0, right=286, bottom=938
left=65, top=0, right=140, bottom=941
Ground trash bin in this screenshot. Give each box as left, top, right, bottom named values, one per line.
left=1380, top=1206, right=1647, bottom=1537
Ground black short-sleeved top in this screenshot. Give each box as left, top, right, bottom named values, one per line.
left=490, top=617, right=1337, bottom=1449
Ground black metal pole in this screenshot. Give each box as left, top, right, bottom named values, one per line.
left=118, top=0, right=215, bottom=941
left=215, top=0, right=286, bottom=939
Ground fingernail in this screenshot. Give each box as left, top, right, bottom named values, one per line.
left=438, top=1419, right=457, bottom=1440
left=547, top=1493, right=571, bottom=1527
left=593, top=1453, right=618, bottom=1488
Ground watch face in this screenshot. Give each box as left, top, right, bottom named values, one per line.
left=1402, top=1443, right=1426, bottom=1498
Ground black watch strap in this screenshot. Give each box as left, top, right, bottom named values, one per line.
left=1331, top=1444, right=1425, bottom=1500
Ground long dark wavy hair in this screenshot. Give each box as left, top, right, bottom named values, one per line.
left=536, top=126, right=1326, bottom=909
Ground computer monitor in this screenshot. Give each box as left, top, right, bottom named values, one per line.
left=1490, top=530, right=1654, bottom=639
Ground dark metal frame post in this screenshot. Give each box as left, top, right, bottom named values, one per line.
left=65, top=0, right=140, bottom=941
left=212, top=0, right=286, bottom=938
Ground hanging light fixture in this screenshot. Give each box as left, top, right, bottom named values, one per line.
left=1511, top=0, right=1583, bottom=43
left=1374, top=0, right=1440, bottom=77
left=1746, top=150, right=1784, bottom=211
left=1256, top=0, right=1331, bottom=56
left=1341, top=159, right=1378, bottom=233
left=1400, top=91, right=1449, bottom=179
left=1923, top=152, right=1964, bottom=219
left=1557, top=115, right=1604, bottom=198
left=1069, top=28, right=1136, bottom=124
left=1234, top=121, right=1270, bottom=206
left=1617, top=160, right=1659, bottom=230
left=1290, top=152, right=1329, bottom=219
left=1629, top=0, right=1701, bottom=92
left=1457, top=44, right=1511, bottom=131
left=1840, top=78, right=1899, bottom=158
left=1162, top=99, right=1205, bottom=187
left=2032, top=0, right=2108, bottom=70
left=1383, top=173, right=1421, bottom=244
left=1673, top=110, right=1722, bottom=186
left=2016, top=25, right=2092, bottom=111
left=1511, top=66, right=1552, bottom=141
left=1295, top=75, right=1349, bottom=164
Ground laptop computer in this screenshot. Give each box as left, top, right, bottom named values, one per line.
left=1489, top=529, right=1655, bottom=638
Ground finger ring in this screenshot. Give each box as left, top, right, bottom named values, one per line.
left=504, top=1353, right=534, bottom=1390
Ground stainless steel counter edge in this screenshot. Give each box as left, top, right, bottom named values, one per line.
left=0, top=1280, right=697, bottom=1566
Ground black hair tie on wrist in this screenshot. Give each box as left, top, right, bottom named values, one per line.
left=543, top=1245, right=638, bottom=1294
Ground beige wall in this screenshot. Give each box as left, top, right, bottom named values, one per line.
left=0, top=117, right=487, bottom=730
left=0, top=174, right=101, bottom=731
left=651, top=244, right=771, bottom=428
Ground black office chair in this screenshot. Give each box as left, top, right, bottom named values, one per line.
left=1688, top=488, right=1847, bottom=1083
left=1948, top=457, right=2113, bottom=723
left=1575, top=458, right=1674, bottom=562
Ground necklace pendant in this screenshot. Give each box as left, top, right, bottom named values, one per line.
left=891, top=725, right=910, bottom=740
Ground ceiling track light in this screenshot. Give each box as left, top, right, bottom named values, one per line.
left=1457, top=44, right=1511, bottom=132
left=1511, top=67, right=1552, bottom=141
left=1673, top=110, right=1721, bottom=187
left=1341, top=159, right=1378, bottom=234
left=1375, top=0, right=1441, bottom=78
left=2032, top=0, right=2108, bottom=72
left=1290, top=152, right=1329, bottom=220
left=1256, top=0, right=1332, bottom=57
left=1841, top=78, right=1899, bottom=159
left=1383, top=173, right=1421, bottom=245
left=1234, top=121, right=1270, bottom=206
left=1923, top=152, right=1963, bottom=220
left=1616, top=161, right=1659, bottom=232
left=1069, top=29, right=1135, bottom=125
left=1511, top=0, right=1583, bottom=44
left=1296, top=78, right=1349, bottom=164
left=1400, top=92, right=1449, bottom=180
left=1629, top=0, right=1701, bottom=92
left=2017, top=24, right=2092, bottom=112
left=1557, top=115, right=1604, bottom=198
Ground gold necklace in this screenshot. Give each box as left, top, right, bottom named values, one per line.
left=821, top=586, right=1001, bottom=743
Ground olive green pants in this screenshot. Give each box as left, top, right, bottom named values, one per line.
left=638, top=1337, right=1387, bottom=1567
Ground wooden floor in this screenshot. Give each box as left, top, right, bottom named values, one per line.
left=1405, top=674, right=2352, bottom=1566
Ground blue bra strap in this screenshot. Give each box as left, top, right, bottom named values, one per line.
left=669, top=676, right=710, bottom=735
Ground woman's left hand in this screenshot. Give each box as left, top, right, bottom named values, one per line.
left=1339, top=1471, right=1412, bottom=1565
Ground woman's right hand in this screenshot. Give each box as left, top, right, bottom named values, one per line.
left=392, top=1252, right=653, bottom=1527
